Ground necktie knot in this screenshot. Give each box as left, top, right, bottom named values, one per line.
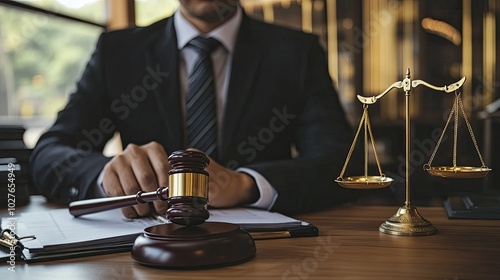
left=188, top=36, right=220, bottom=54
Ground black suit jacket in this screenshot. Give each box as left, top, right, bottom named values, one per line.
left=30, top=14, right=356, bottom=214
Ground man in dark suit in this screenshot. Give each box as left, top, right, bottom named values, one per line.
left=30, top=0, right=356, bottom=218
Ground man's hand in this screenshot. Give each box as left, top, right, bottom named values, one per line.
left=102, top=141, right=170, bottom=218
left=205, top=155, right=259, bottom=208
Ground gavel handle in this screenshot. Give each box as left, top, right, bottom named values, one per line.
left=69, top=187, right=169, bottom=217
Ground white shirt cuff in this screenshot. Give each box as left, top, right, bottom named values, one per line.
left=237, top=167, right=278, bottom=211
left=92, top=169, right=108, bottom=198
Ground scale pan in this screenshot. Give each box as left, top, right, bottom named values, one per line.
left=335, top=176, right=393, bottom=189
left=426, top=166, right=491, bottom=178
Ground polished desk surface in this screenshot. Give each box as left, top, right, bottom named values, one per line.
left=2, top=196, right=499, bottom=280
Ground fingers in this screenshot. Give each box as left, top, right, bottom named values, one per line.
left=144, top=142, right=170, bottom=215
left=101, top=157, right=139, bottom=218
left=205, top=158, right=239, bottom=208
left=145, top=142, right=170, bottom=187
left=204, top=157, right=258, bottom=208
left=101, top=141, right=170, bottom=218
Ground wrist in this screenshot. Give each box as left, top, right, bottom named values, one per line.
left=237, top=172, right=259, bottom=205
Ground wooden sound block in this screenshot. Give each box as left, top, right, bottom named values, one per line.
left=131, top=222, right=256, bottom=269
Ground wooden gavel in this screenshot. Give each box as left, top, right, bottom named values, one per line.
left=69, top=150, right=210, bottom=226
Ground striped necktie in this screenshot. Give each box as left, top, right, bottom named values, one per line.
left=186, top=36, right=220, bottom=158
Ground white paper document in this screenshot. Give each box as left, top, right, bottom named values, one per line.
left=1, top=207, right=308, bottom=257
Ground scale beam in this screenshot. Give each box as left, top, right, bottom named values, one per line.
left=356, top=81, right=403, bottom=104
left=412, top=76, right=466, bottom=93
left=357, top=75, right=467, bottom=105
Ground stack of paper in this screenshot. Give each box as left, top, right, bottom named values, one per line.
left=1, top=207, right=317, bottom=262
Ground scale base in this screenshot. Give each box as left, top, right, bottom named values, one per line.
left=132, top=222, right=256, bottom=269
left=379, top=206, right=437, bottom=236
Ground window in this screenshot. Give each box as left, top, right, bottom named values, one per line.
left=0, top=2, right=104, bottom=147
left=135, top=0, right=179, bottom=26
left=13, top=0, right=108, bottom=25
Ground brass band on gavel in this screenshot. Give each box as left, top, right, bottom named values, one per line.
left=168, top=172, right=209, bottom=198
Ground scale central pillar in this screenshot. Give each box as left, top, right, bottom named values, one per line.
left=379, top=69, right=436, bottom=236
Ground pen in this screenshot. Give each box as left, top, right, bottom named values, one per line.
left=247, top=225, right=319, bottom=240
left=249, top=231, right=291, bottom=240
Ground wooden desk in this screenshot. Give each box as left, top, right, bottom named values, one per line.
left=2, top=197, right=499, bottom=280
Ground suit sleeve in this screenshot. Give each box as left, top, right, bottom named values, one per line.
left=29, top=34, right=114, bottom=204
left=245, top=36, right=360, bottom=214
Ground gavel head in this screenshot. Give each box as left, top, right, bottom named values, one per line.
left=165, top=150, right=210, bottom=226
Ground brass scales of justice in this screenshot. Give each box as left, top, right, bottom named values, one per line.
left=335, top=68, right=491, bottom=236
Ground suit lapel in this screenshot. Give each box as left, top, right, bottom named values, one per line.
left=221, top=15, right=262, bottom=160
left=145, top=18, right=184, bottom=152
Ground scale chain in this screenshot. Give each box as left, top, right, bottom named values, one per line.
left=337, top=105, right=385, bottom=180
left=453, top=92, right=459, bottom=167
left=365, top=111, right=384, bottom=177
left=457, top=93, right=488, bottom=167
left=425, top=91, right=488, bottom=170
left=337, top=107, right=366, bottom=180
left=425, top=96, right=456, bottom=169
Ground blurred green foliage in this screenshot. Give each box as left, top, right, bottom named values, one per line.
left=0, top=3, right=103, bottom=118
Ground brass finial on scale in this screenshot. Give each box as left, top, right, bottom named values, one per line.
left=336, top=68, right=490, bottom=236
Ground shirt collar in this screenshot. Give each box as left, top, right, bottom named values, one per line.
left=174, top=6, right=242, bottom=53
